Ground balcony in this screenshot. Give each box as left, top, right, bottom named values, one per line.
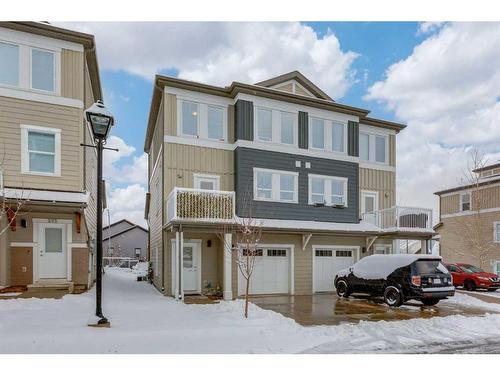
left=362, top=206, right=433, bottom=232
left=166, top=187, right=235, bottom=223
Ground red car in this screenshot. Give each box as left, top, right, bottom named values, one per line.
left=445, top=263, right=500, bottom=291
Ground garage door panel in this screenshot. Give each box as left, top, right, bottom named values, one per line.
left=314, top=248, right=355, bottom=292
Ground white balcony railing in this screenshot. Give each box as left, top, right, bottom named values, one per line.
left=362, top=206, right=433, bottom=232
left=166, top=187, right=235, bottom=223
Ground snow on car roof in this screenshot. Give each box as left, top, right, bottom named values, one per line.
left=337, top=254, right=442, bottom=280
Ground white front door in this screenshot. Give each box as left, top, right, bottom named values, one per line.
left=314, top=248, right=356, bottom=292
left=361, top=191, right=378, bottom=225
left=39, top=223, right=67, bottom=279
left=183, top=243, right=201, bottom=293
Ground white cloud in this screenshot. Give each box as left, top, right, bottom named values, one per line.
left=56, top=22, right=358, bottom=99
left=106, top=184, right=147, bottom=227
left=366, top=22, right=500, bottom=216
left=417, top=22, right=445, bottom=35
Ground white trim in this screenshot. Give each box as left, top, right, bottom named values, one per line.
left=165, top=86, right=233, bottom=106
left=308, top=116, right=348, bottom=155
left=441, top=206, right=500, bottom=219
left=20, top=124, right=61, bottom=177
left=10, top=242, right=36, bottom=247
left=0, top=86, right=83, bottom=108
left=312, top=245, right=360, bottom=293
left=253, top=167, right=299, bottom=204
left=148, top=146, right=163, bottom=186
left=494, top=221, right=500, bottom=243
left=253, top=106, right=299, bottom=147
left=0, top=27, right=83, bottom=52
left=359, top=123, right=397, bottom=136
left=269, top=79, right=316, bottom=98
left=308, top=173, right=348, bottom=207
left=69, top=243, right=88, bottom=248
left=29, top=46, right=60, bottom=95
left=439, top=181, right=500, bottom=197
left=1, top=187, right=88, bottom=203
left=359, top=162, right=396, bottom=172
left=193, top=173, right=220, bottom=190
left=177, top=97, right=228, bottom=142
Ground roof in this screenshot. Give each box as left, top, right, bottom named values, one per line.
left=255, top=71, right=333, bottom=101
left=103, top=219, right=148, bottom=240
left=0, top=21, right=102, bottom=102
left=434, top=175, right=500, bottom=195
left=473, top=161, right=500, bottom=173
left=144, top=72, right=406, bottom=152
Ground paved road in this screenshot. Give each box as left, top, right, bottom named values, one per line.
left=373, top=338, right=500, bottom=354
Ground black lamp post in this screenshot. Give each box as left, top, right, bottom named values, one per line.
left=84, top=100, right=114, bottom=327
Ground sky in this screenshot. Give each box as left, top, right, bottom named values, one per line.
left=56, top=22, right=500, bottom=226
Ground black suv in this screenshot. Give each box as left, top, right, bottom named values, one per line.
left=334, top=254, right=455, bottom=307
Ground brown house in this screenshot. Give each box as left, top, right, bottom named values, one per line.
left=434, top=162, right=500, bottom=274
left=0, top=22, right=103, bottom=292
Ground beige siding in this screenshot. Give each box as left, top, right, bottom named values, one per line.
left=83, top=58, right=94, bottom=108
left=83, top=123, right=97, bottom=239
left=359, top=168, right=396, bottom=210
left=441, top=193, right=460, bottom=215
left=440, top=185, right=500, bottom=216
left=149, top=155, right=164, bottom=290
left=163, top=143, right=234, bottom=195
left=438, top=212, right=500, bottom=270
left=0, top=96, right=83, bottom=191
left=150, top=97, right=164, bottom=173
left=164, top=93, right=177, bottom=136
left=274, top=82, right=293, bottom=93
left=61, top=49, right=84, bottom=100
left=0, top=216, right=9, bottom=285
left=389, top=134, right=396, bottom=167
left=295, top=84, right=313, bottom=97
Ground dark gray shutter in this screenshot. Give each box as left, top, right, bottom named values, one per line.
left=298, top=111, right=308, bottom=149
left=235, top=100, right=254, bottom=141
left=348, top=121, right=359, bottom=157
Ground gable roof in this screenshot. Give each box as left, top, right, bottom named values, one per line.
left=255, top=71, right=333, bottom=101
left=104, top=224, right=148, bottom=241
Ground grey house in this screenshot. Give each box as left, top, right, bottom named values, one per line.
left=103, top=220, right=148, bottom=261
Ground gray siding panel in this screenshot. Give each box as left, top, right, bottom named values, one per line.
left=298, top=111, right=308, bottom=149
left=348, top=121, right=359, bottom=157
left=235, top=148, right=359, bottom=223
left=235, top=100, right=254, bottom=141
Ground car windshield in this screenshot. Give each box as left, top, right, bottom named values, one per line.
left=461, top=264, right=484, bottom=273
left=414, top=260, right=449, bottom=275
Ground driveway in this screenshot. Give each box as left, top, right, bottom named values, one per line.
left=250, top=293, right=496, bottom=326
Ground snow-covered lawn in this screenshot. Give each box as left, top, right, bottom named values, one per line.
left=1, top=267, right=500, bottom=354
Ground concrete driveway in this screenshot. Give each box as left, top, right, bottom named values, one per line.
left=250, top=293, right=495, bottom=326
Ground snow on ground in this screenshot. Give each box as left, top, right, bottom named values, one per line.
left=1, top=267, right=500, bottom=354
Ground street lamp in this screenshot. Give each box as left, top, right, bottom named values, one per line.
left=84, top=100, right=114, bottom=327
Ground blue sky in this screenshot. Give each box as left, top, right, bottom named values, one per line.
left=70, top=22, right=499, bottom=225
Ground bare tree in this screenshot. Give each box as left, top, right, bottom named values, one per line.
left=218, top=191, right=263, bottom=318
left=453, top=148, right=496, bottom=268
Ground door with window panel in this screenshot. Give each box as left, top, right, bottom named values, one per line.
left=38, top=223, right=67, bottom=279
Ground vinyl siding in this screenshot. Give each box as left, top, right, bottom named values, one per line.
left=359, top=167, right=396, bottom=210
left=440, top=185, right=500, bottom=216
left=61, top=49, right=84, bottom=100
left=164, top=93, right=177, bottom=136
left=149, top=154, right=163, bottom=290
left=441, top=193, right=460, bottom=216
left=275, top=82, right=293, bottom=93
left=163, top=143, right=234, bottom=195
left=0, top=96, right=83, bottom=191
left=150, top=97, right=164, bottom=176
left=389, top=134, right=396, bottom=167
left=234, top=99, right=253, bottom=141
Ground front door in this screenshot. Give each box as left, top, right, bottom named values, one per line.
left=39, top=223, right=67, bottom=279
left=361, top=191, right=378, bottom=225
left=183, top=243, right=201, bottom=293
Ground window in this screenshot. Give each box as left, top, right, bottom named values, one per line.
left=254, top=168, right=298, bottom=203
left=336, top=250, right=352, bottom=257
left=181, top=101, right=199, bottom=136
left=308, top=174, right=348, bottom=207
left=31, top=48, right=55, bottom=92
left=359, top=133, right=370, bottom=161
left=309, top=117, right=346, bottom=153
left=193, top=174, right=220, bottom=190
left=21, top=125, right=61, bottom=176
left=207, top=106, right=224, bottom=140
left=460, top=192, right=471, bottom=212
left=0, top=42, right=19, bottom=86
left=332, top=122, right=344, bottom=152
left=256, top=108, right=272, bottom=141
left=311, top=118, right=325, bottom=149
left=242, top=248, right=263, bottom=256
left=267, top=249, right=287, bottom=257
left=375, top=136, right=387, bottom=163
left=135, top=248, right=141, bottom=257
left=45, top=228, right=63, bottom=253
left=280, top=112, right=295, bottom=145
left=315, top=250, right=333, bottom=257
left=494, top=222, right=500, bottom=243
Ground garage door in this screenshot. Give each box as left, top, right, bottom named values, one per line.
left=314, top=248, right=356, bottom=292
left=238, top=248, right=290, bottom=295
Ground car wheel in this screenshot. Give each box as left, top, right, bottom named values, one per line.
left=383, top=286, right=403, bottom=307
left=421, top=298, right=440, bottom=306
left=488, top=288, right=498, bottom=292
left=336, top=279, right=351, bottom=298
left=464, top=280, right=476, bottom=291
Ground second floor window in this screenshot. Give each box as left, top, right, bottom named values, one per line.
left=360, top=131, right=388, bottom=164
left=308, top=174, right=348, bottom=207
left=21, top=124, right=61, bottom=176
left=460, top=192, right=471, bottom=212
left=181, top=101, right=199, bottom=136
left=31, top=48, right=55, bottom=92
left=309, top=117, right=346, bottom=153
left=0, top=42, right=19, bottom=86
left=254, top=168, right=298, bottom=203
left=254, top=107, right=297, bottom=146
left=494, top=222, right=500, bottom=243
left=180, top=100, right=226, bottom=141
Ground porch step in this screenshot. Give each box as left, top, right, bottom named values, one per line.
left=28, top=280, right=74, bottom=293
left=184, top=295, right=220, bottom=305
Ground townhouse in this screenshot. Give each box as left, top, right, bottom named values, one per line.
left=0, top=22, right=103, bottom=292
left=144, top=71, right=434, bottom=300
left=435, top=162, right=500, bottom=274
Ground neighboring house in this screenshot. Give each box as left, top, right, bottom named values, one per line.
left=434, top=162, right=500, bottom=274
left=144, top=71, right=434, bottom=300
left=0, top=22, right=103, bottom=292
left=103, top=219, right=148, bottom=261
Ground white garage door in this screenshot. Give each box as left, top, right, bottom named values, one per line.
left=314, top=248, right=356, bottom=292
left=238, top=248, right=290, bottom=295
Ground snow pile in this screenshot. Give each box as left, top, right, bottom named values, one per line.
left=131, top=262, right=149, bottom=277
left=337, top=254, right=444, bottom=280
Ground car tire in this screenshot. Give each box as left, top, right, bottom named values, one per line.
left=383, top=286, right=403, bottom=307
left=421, top=298, right=440, bottom=306
left=336, top=279, right=351, bottom=298
left=464, top=280, right=476, bottom=291
left=488, top=288, right=498, bottom=292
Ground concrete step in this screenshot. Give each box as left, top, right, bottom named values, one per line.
left=28, top=281, right=74, bottom=293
